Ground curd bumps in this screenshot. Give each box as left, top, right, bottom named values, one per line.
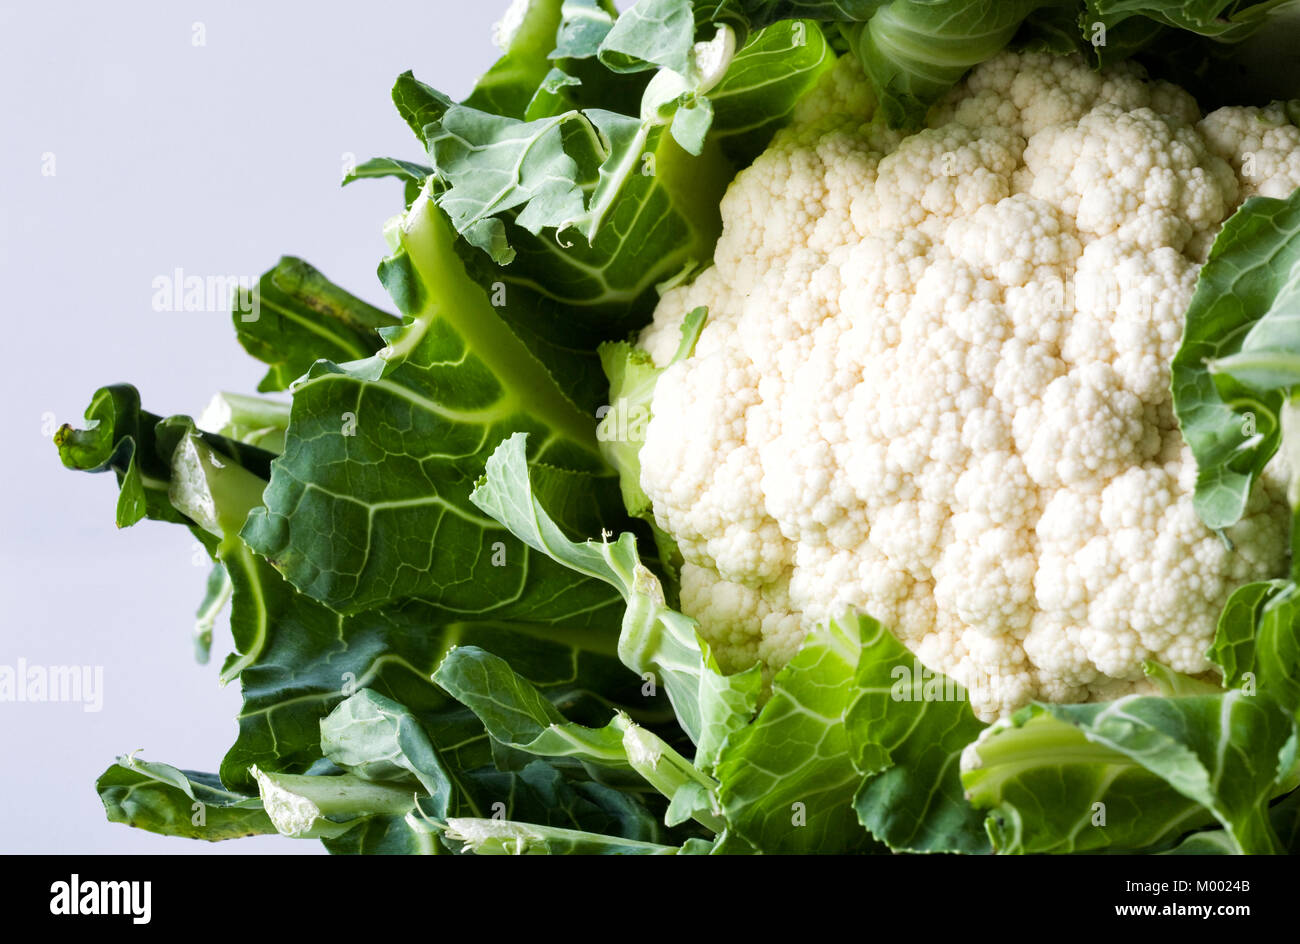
left=639, top=52, right=1297, bottom=720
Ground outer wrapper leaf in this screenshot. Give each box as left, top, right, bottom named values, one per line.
left=1086, top=0, right=1295, bottom=44
left=97, top=757, right=275, bottom=842
left=232, top=256, right=400, bottom=393
left=846, top=619, right=990, bottom=853
left=1162, top=788, right=1300, bottom=854
left=1211, top=580, right=1300, bottom=718
left=554, top=0, right=619, bottom=59
left=1172, top=188, right=1300, bottom=530
left=432, top=645, right=635, bottom=775
left=470, top=433, right=762, bottom=770
left=442, top=818, right=680, bottom=854
left=320, top=688, right=458, bottom=817
left=464, top=0, right=568, bottom=119
left=854, top=0, right=1048, bottom=127
left=707, top=19, right=837, bottom=163
left=241, top=195, right=626, bottom=617
left=251, top=767, right=417, bottom=839
left=598, top=0, right=699, bottom=75
left=964, top=690, right=1298, bottom=854
left=216, top=543, right=650, bottom=792
left=714, top=614, right=880, bottom=854
left=55, top=385, right=270, bottom=531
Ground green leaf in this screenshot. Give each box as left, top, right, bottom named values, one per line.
left=1210, top=351, right=1300, bottom=389
left=55, top=387, right=274, bottom=560
left=458, top=760, right=667, bottom=838
left=252, top=767, right=417, bottom=839
left=1210, top=581, right=1282, bottom=687
left=58, top=385, right=663, bottom=839
left=1210, top=580, right=1300, bottom=718
left=54, top=389, right=280, bottom=675
left=464, top=0, right=567, bottom=119
left=553, top=0, right=620, bottom=59
left=197, top=391, right=291, bottom=454
left=526, top=67, right=584, bottom=118
left=216, top=543, right=651, bottom=792
left=620, top=720, right=725, bottom=831
left=55, top=386, right=190, bottom=529
left=1086, top=0, right=1296, bottom=44
left=432, top=645, right=633, bottom=773
left=714, top=614, right=879, bottom=854
left=428, top=106, right=598, bottom=262
left=97, top=756, right=275, bottom=841
left=241, top=195, right=626, bottom=617
left=669, top=95, right=714, bottom=154
left=1158, top=828, right=1241, bottom=854
left=162, top=415, right=271, bottom=541
left=469, top=433, right=762, bottom=769
left=1271, top=787, right=1300, bottom=851
left=962, top=708, right=1217, bottom=854
left=524, top=1, right=649, bottom=118
left=598, top=0, right=698, bottom=75
left=664, top=778, right=714, bottom=827
left=707, top=19, right=836, bottom=163
left=964, top=690, right=1298, bottom=854
left=460, top=123, right=727, bottom=343
left=1142, top=661, right=1223, bottom=697
left=317, top=693, right=669, bottom=853
left=598, top=306, right=704, bottom=529
left=192, top=560, right=231, bottom=664
left=318, top=744, right=672, bottom=853
left=232, top=256, right=401, bottom=394
left=853, top=0, right=1048, bottom=128
left=1018, top=5, right=1092, bottom=55
left=596, top=1, right=1058, bottom=130
left=443, top=817, right=680, bottom=854
left=1162, top=788, right=1300, bottom=854
left=320, top=813, right=445, bottom=854
left=845, top=618, right=990, bottom=853
left=488, top=18, right=832, bottom=312
left=1172, top=188, right=1300, bottom=530
left=341, top=157, right=432, bottom=188
left=391, top=71, right=451, bottom=144
left=319, top=689, right=457, bottom=817
left=426, top=14, right=837, bottom=268
left=420, top=12, right=868, bottom=332
left=594, top=348, right=659, bottom=521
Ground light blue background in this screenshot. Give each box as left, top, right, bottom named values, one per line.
left=0, top=1, right=503, bottom=853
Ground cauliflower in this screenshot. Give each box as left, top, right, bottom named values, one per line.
left=637, top=51, right=1296, bottom=721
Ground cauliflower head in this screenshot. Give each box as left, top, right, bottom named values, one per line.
left=636, top=50, right=1298, bottom=721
